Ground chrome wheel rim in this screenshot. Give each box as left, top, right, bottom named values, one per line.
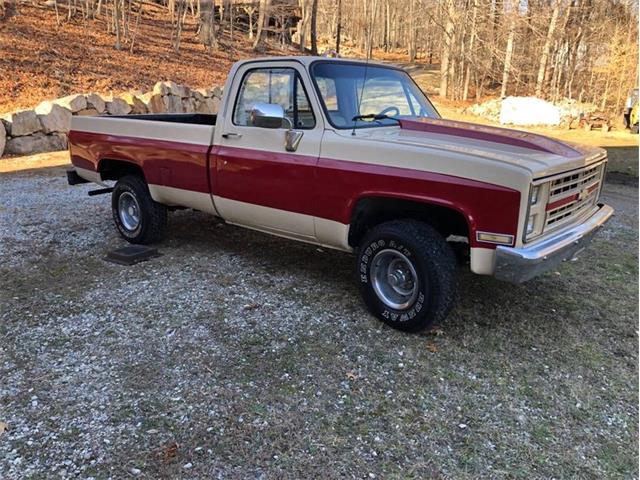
left=371, top=249, right=419, bottom=310
left=118, top=192, right=141, bottom=231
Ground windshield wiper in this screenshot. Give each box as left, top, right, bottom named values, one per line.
left=351, top=113, right=401, bottom=124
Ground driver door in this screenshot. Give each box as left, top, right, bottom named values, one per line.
left=212, top=62, right=323, bottom=240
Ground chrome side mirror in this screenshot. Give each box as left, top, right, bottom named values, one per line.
left=249, top=102, right=304, bottom=152
left=250, top=103, right=285, bottom=129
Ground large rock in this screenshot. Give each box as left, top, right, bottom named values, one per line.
left=166, top=95, right=184, bottom=113
left=172, top=83, right=191, bottom=99
left=76, top=108, right=100, bottom=116
left=5, top=133, right=67, bottom=156
left=106, top=98, right=132, bottom=115
left=1, top=117, right=12, bottom=136
left=182, top=97, right=196, bottom=113
left=191, top=89, right=205, bottom=103
left=154, top=80, right=190, bottom=98
left=210, top=86, right=223, bottom=99
left=152, top=81, right=171, bottom=96
left=196, top=97, right=220, bottom=115
left=5, top=110, right=41, bottom=136
left=85, top=93, right=106, bottom=114
left=54, top=94, right=87, bottom=113
left=0, top=121, right=5, bottom=157
left=195, top=88, right=211, bottom=99
left=35, top=101, right=72, bottom=133
left=141, top=92, right=168, bottom=113
left=121, top=92, right=148, bottom=114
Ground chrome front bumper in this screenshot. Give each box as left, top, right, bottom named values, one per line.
left=494, top=203, right=614, bottom=283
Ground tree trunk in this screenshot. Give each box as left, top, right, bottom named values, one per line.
left=310, top=0, right=318, bottom=55
left=535, top=0, right=560, bottom=97
left=462, top=0, right=478, bottom=101
left=298, top=0, right=309, bottom=52
left=335, top=0, right=341, bottom=54
left=114, top=0, right=122, bottom=50
left=252, top=0, right=269, bottom=51
left=129, top=0, right=142, bottom=52
left=439, top=0, right=455, bottom=98
left=500, top=6, right=516, bottom=98
left=407, top=0, right=416, bottom=61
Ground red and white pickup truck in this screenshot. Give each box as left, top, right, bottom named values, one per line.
left=67, top=56, right=613, bottom=332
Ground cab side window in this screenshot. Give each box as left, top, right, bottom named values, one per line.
left=233, top=68, right=316, bottom=129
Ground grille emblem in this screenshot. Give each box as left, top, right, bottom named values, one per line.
left=578, top=189, right=589, bottom=202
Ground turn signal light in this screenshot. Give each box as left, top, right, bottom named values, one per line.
left=476, top=232, right=514, bottom=245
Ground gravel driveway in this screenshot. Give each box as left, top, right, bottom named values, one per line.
left=1, top=166, right=637, bottom=479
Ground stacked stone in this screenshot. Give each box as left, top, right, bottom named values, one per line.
left=0, top=82, right=223, bottom=157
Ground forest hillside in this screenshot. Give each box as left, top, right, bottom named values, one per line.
left=2, top=0, right=638, bottom=114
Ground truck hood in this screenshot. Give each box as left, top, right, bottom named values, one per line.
left=357, top=118, right=607, bottom=178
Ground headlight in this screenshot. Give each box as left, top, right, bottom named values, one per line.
left=529, top=186, right=540, bottom=205
left=524, top=183, right=549, bottom=241
left=526, top=215, right=537, bottom=235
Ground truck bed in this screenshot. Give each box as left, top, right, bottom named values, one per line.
left=68, top=114, right=218, bottom=213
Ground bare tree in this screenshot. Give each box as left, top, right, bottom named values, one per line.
left=252, top=0, right=270, bottom=51
left=535, top=0, right=561, bottom=97
left=310, top=0, right=318, bottom=55
left=500, top=0, right=516, bottom=98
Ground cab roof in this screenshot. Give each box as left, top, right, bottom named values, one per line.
left=234, top=55, right=394, bottom=69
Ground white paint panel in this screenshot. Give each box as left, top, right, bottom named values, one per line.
left=470, top=247, right=497, bottom=275
left=314, top=217, right=352, bottom=251
left=211, top=195, right=352, bottom=252
left=213, top=195, right=315, bottom=238
left=75, top=167, right=106, bottom=186
left=71, top=116, right=215, bottom=145
left=148, top=185, right=218, bottom=215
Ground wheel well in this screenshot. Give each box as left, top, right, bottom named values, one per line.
left=348, top=197, right=470, bottom=248
left=98, top=159, right=144, bottom=181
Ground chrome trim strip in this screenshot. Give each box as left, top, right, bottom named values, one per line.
left=495, top=203, right=614, bottom=283
left=532, top=159, right=606, bottom=185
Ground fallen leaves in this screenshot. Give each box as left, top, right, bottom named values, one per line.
left=426, top=342, right=438, bottom=353
left=156, top=441, right=179, bottom=464
left=0, top=421, right=7, bottom=436
left=346, top=371, right=358, bottom=381
left=428, top=325, right=445, bottom=336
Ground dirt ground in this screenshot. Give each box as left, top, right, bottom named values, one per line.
left=0, top=162, right=637, bottom=478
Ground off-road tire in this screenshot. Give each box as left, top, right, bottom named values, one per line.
left=112, top=175, right=167, bottom=244
left=357, top=220, right=457, bottom=332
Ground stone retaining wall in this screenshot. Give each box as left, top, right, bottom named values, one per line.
left=0, top=81, right=223, bottom=157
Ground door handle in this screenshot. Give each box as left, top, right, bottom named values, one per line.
left=222, top=132, right=242, bottom=139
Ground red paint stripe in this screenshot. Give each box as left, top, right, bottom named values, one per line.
left=546, top=193, right=578, bottom=211
left=314, top=157, right=520, bottom=247
left=70, top=131, right=520, bottom=248
left=399, top=118, right=582, bottom=158
left=587, top=182, right=600, bottom=193
left=69, top=131, right=211, bottom=194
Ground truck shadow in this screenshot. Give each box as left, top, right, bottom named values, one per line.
left=166, top=209, right=577, bottom=334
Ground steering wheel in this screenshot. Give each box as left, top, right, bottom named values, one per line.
left=378, top=106, right=400, bottom=118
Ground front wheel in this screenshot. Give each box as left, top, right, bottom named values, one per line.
left=357, top=220, right=457, bottom=332
left=112, top=175, right=167, bottom=244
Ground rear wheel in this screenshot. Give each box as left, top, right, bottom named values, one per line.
left=357, top=220, right=457, bottom=332
left=112, top=175, right=167, bottom=244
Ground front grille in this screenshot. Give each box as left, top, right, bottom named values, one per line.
left=544, top=162, right=605, bottom=231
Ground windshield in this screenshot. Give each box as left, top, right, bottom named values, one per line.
left=311, top=61, right=440, bottom=129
